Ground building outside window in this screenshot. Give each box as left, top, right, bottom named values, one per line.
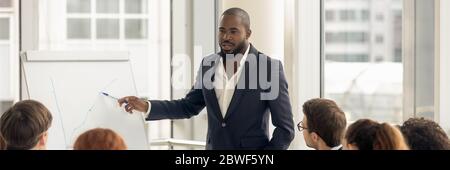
left=323, top=0, right=403, bottom=124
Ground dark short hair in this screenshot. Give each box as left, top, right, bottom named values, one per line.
left=400, top=118, right=450, bottom=150
left=222, top=7, right=251, bottom=31
left=0, top=100, right=52, bottom=150
left=302, top=98, right=347, bottom=147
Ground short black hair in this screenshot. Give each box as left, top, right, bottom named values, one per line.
left=222, top=7, right=251, bottom=31
left=401, top=118, right=450, bottom=150
left=303, top=98, right=347, bottom=147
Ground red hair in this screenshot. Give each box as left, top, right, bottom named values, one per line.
left=74, top=128, right=127, bottom=150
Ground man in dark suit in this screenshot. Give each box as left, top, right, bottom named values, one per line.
left=119, top=8, right=294, bottom=150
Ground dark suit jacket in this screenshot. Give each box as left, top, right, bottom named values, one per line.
left=147, top=45, right=295, bottom=150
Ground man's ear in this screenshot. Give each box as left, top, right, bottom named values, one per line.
left=246, top=29, right=252, bottom=39
left=311, top=132, right=320, bottom=142
left=37, top=132, right=48, bottom=149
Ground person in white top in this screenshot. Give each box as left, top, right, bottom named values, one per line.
left=118, top=8, right=294, bottom=150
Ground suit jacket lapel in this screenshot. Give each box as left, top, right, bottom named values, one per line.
left=224, top=45, right=259, bottom=120
left=223, top=81, right=246, bottom=120
left=202, top=55, right=224, bottom=120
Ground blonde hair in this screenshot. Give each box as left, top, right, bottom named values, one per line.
left=373, top=123, right=409, bottom=150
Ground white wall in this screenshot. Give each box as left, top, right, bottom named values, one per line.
left=170, top=0, right=216, bottom=149
left=293, top=0, right=321, bottom=150
left=191, top=0, right=216, bottom=143
left=220, top=0, right=285, bottom=62
left=438, top=0, right=450, bottom=132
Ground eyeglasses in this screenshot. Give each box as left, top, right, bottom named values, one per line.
left=297, top=121, right=308, bottom=132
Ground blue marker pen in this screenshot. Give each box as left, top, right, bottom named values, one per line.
left=101, top=92, right=128, bottom=105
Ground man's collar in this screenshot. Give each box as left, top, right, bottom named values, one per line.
left=331, top=145, right=343, bottom=150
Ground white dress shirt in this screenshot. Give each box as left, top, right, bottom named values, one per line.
left=144, top=45, right=250, bottom=118
left=214, top=46, right=250, bottom=118
left=331, top=145, right=343, bottom=150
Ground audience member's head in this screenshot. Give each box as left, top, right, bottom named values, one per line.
left=344, top=119, right=409, bottom=150
left=400, top=117, right=450, bottom=150
left=0, top=100, right=52, bottom=150
left=301, top=98, right=347, bottom=150
left=74, top=128, right=127, bottom=150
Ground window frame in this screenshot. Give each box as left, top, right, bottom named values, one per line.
left=321, top=0, right=407, bottom=124
left=437, top=0, right=450, bottom=131
left=318, top=0, right=446, bottom=125
left=404, top=0, right=441, bottom=122
left=0, top=16, right=10, bottom=42
left=0, top=0, right=13, bottom=12
left=65, top=0, right=151, bottom=42
left=291, top=0, right=322, bottom=150
left=0, top=0, right=18, bottom=102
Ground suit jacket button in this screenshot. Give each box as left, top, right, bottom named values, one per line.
left=221, top=123, right=226, bottom=128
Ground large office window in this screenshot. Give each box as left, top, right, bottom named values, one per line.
left=323, top=0, right=403, bottom=123
left=66, top=0, right=148, bottom=40
left=0, top=0, right=11, bottom=7
left=37, top=0, right=166, bottom=100
left=0, top=17, right=10, bottom=99
left=0, top=0, right=17, bottom=113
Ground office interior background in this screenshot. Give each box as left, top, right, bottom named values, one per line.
left=0, top=0, right=449, bottom=149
